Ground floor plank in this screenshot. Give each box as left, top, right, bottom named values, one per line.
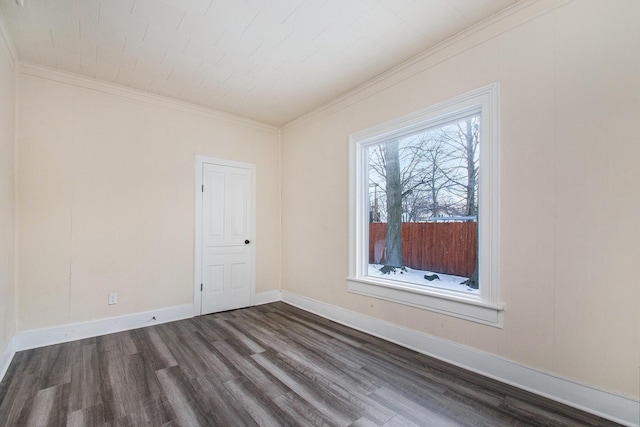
left=0, top=302, right=622, bottom=426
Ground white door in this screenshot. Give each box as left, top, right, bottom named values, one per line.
left=198, top=160, right=254, bottom=315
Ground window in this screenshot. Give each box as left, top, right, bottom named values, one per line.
left=348, top=84, right=504, bottom=327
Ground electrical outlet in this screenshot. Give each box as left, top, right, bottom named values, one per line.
left=108, top=292, right=117, bottom=305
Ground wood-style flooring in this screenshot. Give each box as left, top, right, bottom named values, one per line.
left=0, top=302, right=621, bottom=426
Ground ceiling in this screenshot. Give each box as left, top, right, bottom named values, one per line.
left=0, top=0, right=518, bottom=126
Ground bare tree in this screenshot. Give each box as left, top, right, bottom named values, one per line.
left=410, top=134, right=462, bottom=219
left=383, top=140, right=403, bottom=267
left=434, top=117, right=480, bottom=216
left=462, top=118, right=479, bottom=216
left=369, top=133, right=448, bottom=222
left=438, top=116, right=480, bottom=288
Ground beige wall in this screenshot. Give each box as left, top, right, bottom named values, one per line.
left=16, top=73, right=281, bottom=331
left=0, top=29, right=15, bottom=355
left=281, top=0, right=640, bottom=399
left=6, top=0, right=639, bottom=405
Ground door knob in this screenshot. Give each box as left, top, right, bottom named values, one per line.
left=244, top=239, right=250, bottom=244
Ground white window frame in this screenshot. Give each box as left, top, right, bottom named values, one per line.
left=348, top=83, right=505, bottom=327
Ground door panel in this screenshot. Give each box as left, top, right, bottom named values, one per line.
left=205, top=170, right=225, bottom=239
left=231, top=263, right=247, bottom=290
left=229, top=173, right=248, bottom=239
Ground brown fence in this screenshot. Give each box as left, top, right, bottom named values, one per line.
left=369, top=222, right=477, bottom=277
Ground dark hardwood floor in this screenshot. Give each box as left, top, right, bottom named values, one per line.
left=0, top=302, right=621, bottom=426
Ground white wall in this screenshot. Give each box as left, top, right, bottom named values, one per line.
left=16, top=67, right=281, bottom=331
left=280, top=0, right=640, bottom=400
left=0, top=16, right=16, bottom=362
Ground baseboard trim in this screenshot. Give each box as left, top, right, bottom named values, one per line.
left=8, top=292, right=282, bottom=354
left=13, top=304, right=194, bottom=352
left=0, top=335, right=16, bottom=384
left=280, top=291, right=639, bottom=427
left=254, top=290, right=281, bottom=305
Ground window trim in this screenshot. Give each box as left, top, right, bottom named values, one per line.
left=347, top=83, right=505, bottom=327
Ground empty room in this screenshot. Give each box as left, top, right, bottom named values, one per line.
left=0, top=0, right=638, bottom=425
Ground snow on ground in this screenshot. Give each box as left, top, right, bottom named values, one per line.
left=367, top=264, right=478, bottom=294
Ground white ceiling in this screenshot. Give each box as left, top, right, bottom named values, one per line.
left=0, top=0, right=518, bottom=125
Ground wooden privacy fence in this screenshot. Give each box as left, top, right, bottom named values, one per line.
left=369, top=222, right=477, bottom=277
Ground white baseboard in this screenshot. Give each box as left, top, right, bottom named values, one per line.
left=254, top=290, right=281, bottom=305
left=13, top=304, right=194, bottom=352
left=7, top=291, right=280, bottom=355
left=281, top=291, right=639, bottom=427
left=0, top=335, right=16, bottom=384
left=7, top=292, right=282, bottom=354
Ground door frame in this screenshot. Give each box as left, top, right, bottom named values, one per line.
left=194, top=155, right=256, bottom=316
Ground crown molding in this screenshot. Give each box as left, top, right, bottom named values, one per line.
left=282, top=0, right=573, bottom=131
left=18, top=61, right=279, bottom=134
left=0, top=8, right=17, bottom=70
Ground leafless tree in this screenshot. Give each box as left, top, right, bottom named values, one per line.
left=383, top=140, right=403, bottom=268
left=438, top=116, right=480, bottom=288
left=433, top=117, right=480, bottom=216
left=409, top=134, right=462, bottom=219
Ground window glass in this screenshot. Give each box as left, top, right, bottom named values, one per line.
left=365, top=114, right=480, bottom=294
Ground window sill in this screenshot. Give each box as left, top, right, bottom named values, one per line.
left=347, top=276, right=505, bottom=327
